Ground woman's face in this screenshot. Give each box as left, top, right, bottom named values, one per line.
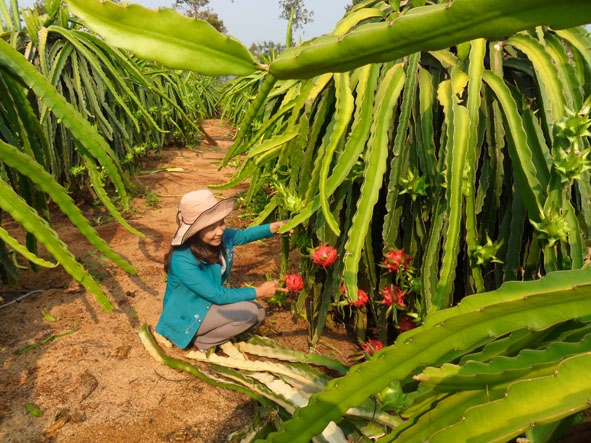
left=198, top=219, right=226, bottom=247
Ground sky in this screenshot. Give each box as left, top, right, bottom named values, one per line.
left=18, top=0, right=352, bottom=47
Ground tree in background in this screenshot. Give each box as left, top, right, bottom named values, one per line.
left=249, top=40, right=286, bottom=62
left=278, top=0, right=313, bottom=44
left=174, top=0, right=226, bottom=33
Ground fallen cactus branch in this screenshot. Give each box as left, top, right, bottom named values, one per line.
left=137, top=324, right=402, bottom=441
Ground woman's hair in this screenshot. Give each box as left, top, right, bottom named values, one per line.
left=164, top=232, right=223, bottom=273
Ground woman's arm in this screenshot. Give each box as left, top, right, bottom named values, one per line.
left=172, top=251, right=256, bottom=304
left=171, top=249, right=286, bottom=303
left=229, top=220, right=289, bottom=246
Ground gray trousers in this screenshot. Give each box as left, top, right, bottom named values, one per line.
left=193, top=301, right=265, bottom=351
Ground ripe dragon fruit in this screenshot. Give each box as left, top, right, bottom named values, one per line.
left=284, top=273, right=305, bottom=292
left=310, top=244, right=338, bottom=268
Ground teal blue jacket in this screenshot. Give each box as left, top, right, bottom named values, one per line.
left=155, top=224, right=273, bottom=349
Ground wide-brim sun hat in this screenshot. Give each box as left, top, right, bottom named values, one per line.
left=171, top=190, right=236, bottom=246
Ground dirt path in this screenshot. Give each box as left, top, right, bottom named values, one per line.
left=0, top=120, right=356, bottom=442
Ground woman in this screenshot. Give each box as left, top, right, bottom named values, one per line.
left=155, top=189, right=288, bottom=351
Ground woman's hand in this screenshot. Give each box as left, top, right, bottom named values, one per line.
left=270, top=220, right=290, bottom=235
left=255, top=280, right=288, bottom=298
